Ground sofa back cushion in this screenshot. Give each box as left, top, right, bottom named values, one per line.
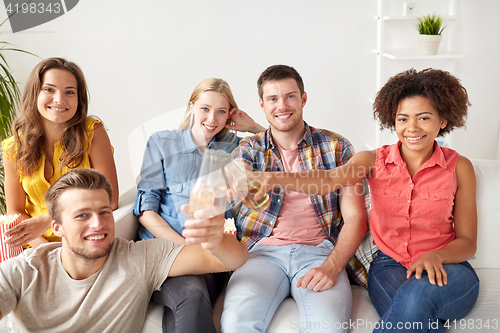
left=470, top=159, right=500, bottom=269
left=128, top=107, right=186, bottom=183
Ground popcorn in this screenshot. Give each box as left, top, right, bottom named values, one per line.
left=224, top=218, right=236, bottom=236
left=1, top=214, right=23, bottom=262
left=0, top=214, right=20, bottom=225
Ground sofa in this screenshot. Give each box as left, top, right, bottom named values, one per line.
left=0, top=161, right=498, bottom=333
left=0, top=111, right=498, bottom=333
left=109, top=112, right=500, bottom=332
left=104, top=157, right=500, bottom=333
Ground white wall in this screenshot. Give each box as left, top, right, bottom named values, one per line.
left=2, top=0, right=499, bottom=194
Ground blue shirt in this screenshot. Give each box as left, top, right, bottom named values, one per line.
left=134, top=127, right=240, bottom=240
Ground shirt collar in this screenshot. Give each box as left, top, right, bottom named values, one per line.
left=182, top=127, right=233, bottom=153
left=181, top=127, right=198, bottom=153
left=424, top=141, right=447, bottom=169
left=265, top=121, right=313, bottom=150
left=386, top=140, right=447, bottom=169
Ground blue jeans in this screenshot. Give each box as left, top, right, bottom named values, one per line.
left=221, top=240, right=352, bottom=333
left=368, top=251, right=480, bottom=333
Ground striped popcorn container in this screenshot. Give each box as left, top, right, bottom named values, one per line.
left=1, top=214, right=23, bottom=262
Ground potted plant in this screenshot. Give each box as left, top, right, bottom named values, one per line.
left=0, top=17, right=36, bottom=213
left=415, top=14, right=446, bottom=55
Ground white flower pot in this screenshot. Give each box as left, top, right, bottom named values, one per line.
left=418, top=34, right=442, bottom=55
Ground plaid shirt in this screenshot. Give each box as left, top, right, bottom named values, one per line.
left=232, top=122, right=373, bottom=288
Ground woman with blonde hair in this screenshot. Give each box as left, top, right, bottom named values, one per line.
left=3, top=57, right=118, bottom=248
left=134, top=77, right=264, bottom=333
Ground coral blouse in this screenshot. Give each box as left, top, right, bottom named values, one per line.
left=367, top=141, right=459, bottom=268
left=2, top=117, right=101, bottom=242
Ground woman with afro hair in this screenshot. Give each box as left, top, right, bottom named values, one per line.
left=249, top=68, right=480, bottom=332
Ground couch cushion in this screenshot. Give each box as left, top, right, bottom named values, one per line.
left=142, top=302, right=162, bottom=332
left=460, top=268, right=500, bottom=330
left=470, top=159, right=500, bottom=269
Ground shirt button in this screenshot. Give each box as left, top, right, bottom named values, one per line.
left=404, top=242, right=408, bottom=246
left=277, top=199, right=281, bottom=203
left=410, top=184, right=414, bottom=189
left=407, top=200, right=410, bottom=203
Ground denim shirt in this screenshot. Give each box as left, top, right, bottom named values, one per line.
left=134, top=127, right=240, bottom=240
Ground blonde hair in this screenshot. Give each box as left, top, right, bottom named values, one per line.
left=10, top=57, right=90, bottom=176
left=179, top=78, right=238, bottom=140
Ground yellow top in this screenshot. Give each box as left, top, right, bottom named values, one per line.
left=2, top=117, right=101, bottom=242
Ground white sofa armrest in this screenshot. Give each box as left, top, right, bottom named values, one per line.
left=113, top=186, right=138, bottom=241
left=470, top=159, right=500, bottom=269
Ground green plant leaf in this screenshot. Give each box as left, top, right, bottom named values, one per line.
left=0, top=18, right=37, bottom=213
left=415, top=14, right=446, bottom=35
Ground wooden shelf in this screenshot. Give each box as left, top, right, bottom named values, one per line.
left=372, top=0, right=460, bottom=148
left=375, top=15, right=457, bottom=21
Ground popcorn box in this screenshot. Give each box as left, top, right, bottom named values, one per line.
left=1, top=214, right=23, bottom=262
left=224, top=218, right=237, bottom=237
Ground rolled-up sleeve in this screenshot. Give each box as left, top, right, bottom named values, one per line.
left=231, top=140, right=254, bottom=169
left=340, top=137, right=356, bottom=166
left=134, top=135, right=167, bottom=216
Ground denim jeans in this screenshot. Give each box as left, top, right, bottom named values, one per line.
left=368, top=251, right=480, bottom=333
left=221, top=240, right=352, bottom=333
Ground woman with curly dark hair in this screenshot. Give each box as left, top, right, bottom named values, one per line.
left=250, top=68, right=479, bottom=332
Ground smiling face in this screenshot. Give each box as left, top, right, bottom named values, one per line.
left=259, top=78, right=306, bottom=135
left=396, top=96, right=447, bottom=158
left=53, top=188, right=114, bottom=262
left=37, top=68, right=79, bottom=127
left=190, top=91, right=231, bottom=145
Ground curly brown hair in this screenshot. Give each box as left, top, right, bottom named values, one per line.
left=373, top=68, right=470, bottom=137
left=9, top=57, right=90, bottom=176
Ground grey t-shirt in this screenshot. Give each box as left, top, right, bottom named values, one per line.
left=0, top=237, right=183, bottom=332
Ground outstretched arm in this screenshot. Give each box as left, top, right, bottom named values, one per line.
left=252, top=150, right=376, bottom=198
left=407, top=156, right=477, bottom=286
left=168, top=205, right=248, bottom=276
left=297, top=184, right=367, bottom=291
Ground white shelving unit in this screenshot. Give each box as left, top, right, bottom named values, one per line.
left=370, top=0, right=464, bottom=149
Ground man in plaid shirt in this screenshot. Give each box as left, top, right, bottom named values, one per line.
left=221, top=65, right=368, bottom=333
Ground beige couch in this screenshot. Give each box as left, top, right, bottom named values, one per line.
left=1, top=110, right=498, bottom=332
left=105, top=158, right=500, bottom=333
left=113, top=113, right=500, bottom=332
